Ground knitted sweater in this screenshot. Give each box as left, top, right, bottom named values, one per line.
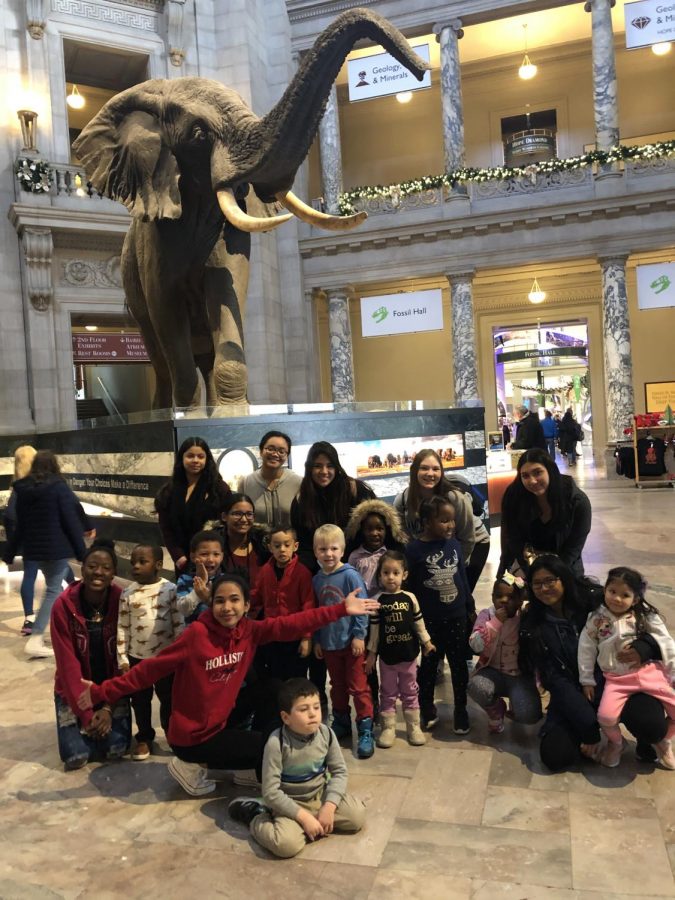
left=261, top=723, right=347, bottom=820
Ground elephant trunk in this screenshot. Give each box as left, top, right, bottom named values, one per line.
left=240, top=7, right=429, bottom=197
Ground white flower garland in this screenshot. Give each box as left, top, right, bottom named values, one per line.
left=338, top=140, right=675, bottom=215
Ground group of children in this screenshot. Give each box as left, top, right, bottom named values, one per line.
left=84, top=491, right=675, bottom=858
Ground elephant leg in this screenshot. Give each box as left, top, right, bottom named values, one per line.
left=140, top=272, right=200, bottom=409
left=203, top=230, right=250, bottom=404
left=122, top=242, right=173, bottom=409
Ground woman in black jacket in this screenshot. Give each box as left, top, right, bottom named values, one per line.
left=520, top=555, right=668, bottom=770
left=290, top=441, right=375, bottom=573
left=498, top=448, right=591, bottom=577
left=155, top=436, right=231, bottom=575
left=558, top=408, right=582, bottom=466
left=4, top=450, right=86, bottom=659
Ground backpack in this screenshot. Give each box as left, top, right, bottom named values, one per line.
left=574, top=422, right=584, bottom=442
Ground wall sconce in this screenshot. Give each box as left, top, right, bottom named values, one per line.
left=17, top=109, right=38, bottom=152
left=396, top=91, right=413, bottom=104
left=652, top=42, right=672, bottom=56
left=518, top=24, right=537, bottom=80
left=66, top=84, right=85, bottom=110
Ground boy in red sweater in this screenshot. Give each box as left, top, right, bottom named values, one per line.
left=251, top=527, right=315, bottom=681
left=78, top=573, right=377, bottom=797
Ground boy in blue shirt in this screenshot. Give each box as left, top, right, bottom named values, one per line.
left=176, top=530, right=224, bottom=624
left=312, top=524, right=374, bottom=758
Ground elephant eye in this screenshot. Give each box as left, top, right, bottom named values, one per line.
left=190, top=122, right=208, bottom=142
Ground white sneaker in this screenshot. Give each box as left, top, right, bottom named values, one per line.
left=233, top=769, right=261, bottom=788
left=25, top=634, right=54, bottom=659
left=168, top=757, right=216, bottom=796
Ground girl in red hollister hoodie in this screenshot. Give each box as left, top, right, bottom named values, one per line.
left=79, top=572, right=377, bottom=797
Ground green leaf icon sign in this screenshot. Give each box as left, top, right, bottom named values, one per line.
left=650, top=275, right=671, bottom=295
left=372, top=306, right=388, bottom=324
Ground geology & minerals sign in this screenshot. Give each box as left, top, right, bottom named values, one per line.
left=625, top=0, right=675, bottom=48
left=348, top=43, right=431, bottom=102
left=361, top=289, right=444, bottom=337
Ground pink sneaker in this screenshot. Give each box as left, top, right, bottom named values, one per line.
left=654, top=739, right=675, bottom=771
left=600, top=739, right=624, bottom=768
left=486, top=698, right=506, bottom=734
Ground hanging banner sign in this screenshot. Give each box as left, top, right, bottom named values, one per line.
left=347, top=43, right=431, bottom=102
left=361, top=289, right=443, bottom=337
left=636, top=262, right=675, bottom=309
left=624, top=0, right=675, bottom=49
left=498, top=346, right=588, bottom=363
left=72, top=332, right=150, bottom=363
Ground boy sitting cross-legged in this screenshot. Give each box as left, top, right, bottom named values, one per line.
left=228, top=678, right=365, bottom=858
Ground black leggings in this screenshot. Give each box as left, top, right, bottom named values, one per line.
left=171, top=678, right=281, bottom=777
left=540, top=692, right=668, bottom=771
left=418, top=618, right=468, bottom=713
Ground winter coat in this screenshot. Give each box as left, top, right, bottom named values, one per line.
left=498, top=476, right=591, bottom=576
left=344, top=498, right=408, bottom=591
left=51, top=581, right=123, bottom=728
left=511, top=412, right=547, bottom=451
left=558, top=413, right=581, bottom=455
left=250, top=555, right=316, bottom=638
left=4, top=475, right=86, bottom=563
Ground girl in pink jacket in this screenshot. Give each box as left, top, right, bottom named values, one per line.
left=468, top=575, right=542, bottom=733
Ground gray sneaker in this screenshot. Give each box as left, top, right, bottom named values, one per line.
left=168, top=757, right=216, bottom=796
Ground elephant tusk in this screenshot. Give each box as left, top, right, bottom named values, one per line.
left=217, top=188, right=293, bottom=232
left=275, top=191, right=368, bottom=230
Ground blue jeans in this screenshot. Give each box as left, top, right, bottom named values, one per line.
left=32, top=558, right=70, bottom=635
left=55, top=694, right=131, bottom=768
left=545, top=438, right=556, bottom=459
left=20, top=559, right=40, bottom=617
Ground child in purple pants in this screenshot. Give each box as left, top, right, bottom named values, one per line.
left=366, top=551, right=435, bottom=748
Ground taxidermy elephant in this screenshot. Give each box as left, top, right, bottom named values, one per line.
left=73, top=8, right=428, bottom=409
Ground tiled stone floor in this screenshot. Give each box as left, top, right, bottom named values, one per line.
left=1, top=464, right=674, bottom=898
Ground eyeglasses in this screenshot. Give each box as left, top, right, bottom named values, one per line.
left=263, top=446, right=288, bottom=457
left=229, top=510, right=254, bottom=520
left=531, top=576, right=560, bottom=590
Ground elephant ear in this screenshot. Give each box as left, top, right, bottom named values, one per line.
left=74, top=108, right=182, bottom=221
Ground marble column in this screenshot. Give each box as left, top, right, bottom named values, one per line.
left=325, top=288, right=355, bottom=403
left=599, top=255, right=634, bottom=441
left=447, top=270, right=479, bottom=404
left=585, top=0, right=619, bottom=153
left=318, top=85, right=343, bottom=215
left=433, top=19, right=467, bottom=198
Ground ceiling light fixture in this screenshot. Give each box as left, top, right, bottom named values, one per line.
left=396, top=91, right=412, bottom=104
left=85, top=325, right=98, bottom=331
left=66, top=84, right=85, bottom=110
left=652, top=42, right=672, bottom=56
left=518, top=24, right=537, bottom=80
left=528, top=277, right=546, bottom=304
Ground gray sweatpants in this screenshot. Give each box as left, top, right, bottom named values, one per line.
left=468, top=666, right=542, bottom=724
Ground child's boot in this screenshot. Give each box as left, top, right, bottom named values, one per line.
left=403, top=708, right=426, bottom=746
left=331, top=710, right=352, bottom=741
left=654, top=739, right=675, bottom=770
left=486, top=698, right=506, bottom=734
left=377, top=712, right=397, bottom=748
left=357, top=717, right=375, bottom=758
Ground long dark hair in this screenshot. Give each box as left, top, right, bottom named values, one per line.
left=502, top=448, right=568, bottom=529
left=297, top=441, right=355, bottom=531
left=30, top=449, right=64, bottom=483
left=155, top=437, right=225, bottom=511
left=407, top=449, right=456, bottom=519
left=606, top=566, right=661, bottom=634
